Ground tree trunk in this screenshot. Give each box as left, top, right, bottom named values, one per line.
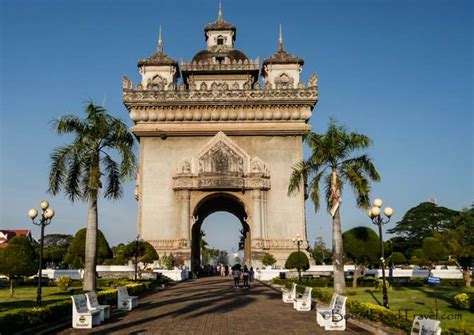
left=332, top=207, right=346, bottom=293
left=352, top=265, right=360, bottom=289
left=83, top=196, right=98, bottom=292
left=463, top=266, right=471, bottom=288
left=9, top=278, right=14, bottom=297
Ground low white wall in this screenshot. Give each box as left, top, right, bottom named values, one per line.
left=255, top=269, right=289, bottom=281
left=96, top=265, right=135, bottom=272
left=365, top=268, right=463, bottom=279
left=154, top=269, right=189, bottom=281
left=41, top=269, right=82, bottom=280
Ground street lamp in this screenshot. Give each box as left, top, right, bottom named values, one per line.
left=28, top=200, right=55, bottom=306
left=292, top=234, right=304, bottom=282
left=368, top=198, right=393, bottom=309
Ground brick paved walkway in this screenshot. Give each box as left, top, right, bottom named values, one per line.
left=57, top=277, right=372, bottom=335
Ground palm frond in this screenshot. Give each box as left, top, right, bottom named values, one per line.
left=288, top=161, right=307, bottom=195
left=308, top=169, right=325, bottom=212
left=343, top=155, right=380, bottom=182
left=102, top=154, right=123, bottom=199
left=64, top=150, right=83, bottom=202
left=51, top=115, right=87, bottom=136
left=340, top=161, right=371, bottom=209
left=48, top=145, right=72, bottom=195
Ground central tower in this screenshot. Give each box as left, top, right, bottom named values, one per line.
left=123, top=6, right=318, bottom=269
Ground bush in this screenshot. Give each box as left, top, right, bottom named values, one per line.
left=284, top=252, right=309, bottom=271
left=57, top=276, right=74, bottom=291
left=261, top=253, right=277, bottom=267
left=374, top=279, right=391, bottom=291
left=453, top=293, right=470, bottom=310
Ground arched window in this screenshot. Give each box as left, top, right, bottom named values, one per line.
left=217, top=35, right=224, bottom=45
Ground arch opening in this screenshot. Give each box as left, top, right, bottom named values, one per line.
left=191, top=193, right=250, bottom=274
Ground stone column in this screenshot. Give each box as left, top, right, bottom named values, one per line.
left=252, top=189, right=262, bottom=240
left=177, top=190, right=191, bottom=240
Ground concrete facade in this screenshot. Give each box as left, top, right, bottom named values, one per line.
left=123, top=7, right=318, bottom=269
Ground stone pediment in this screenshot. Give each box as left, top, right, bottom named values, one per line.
left=173, top=132, right=270, bottom=190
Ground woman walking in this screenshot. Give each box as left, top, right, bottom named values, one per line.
left=233, top=267, right=241, bottom=288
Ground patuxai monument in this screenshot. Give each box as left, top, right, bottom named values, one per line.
left=123, top=5, right=318, bottom=271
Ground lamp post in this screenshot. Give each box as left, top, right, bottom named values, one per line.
left=28, top=200, right=55, bottom=306
left=368, top=198, right=393, bottom=309
left=292, top=234, right=303, bottom=282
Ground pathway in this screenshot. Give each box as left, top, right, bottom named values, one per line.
left=57, top=277, right=372, bottom=334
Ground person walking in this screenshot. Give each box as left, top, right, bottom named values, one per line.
left=233, top=267, right=241, bottom=288
left=249, top=266, right=255, bottom=286
left=242, top=265, right=250, bottom=288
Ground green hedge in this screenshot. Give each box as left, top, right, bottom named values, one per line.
left=0, top=280, right=161, bottom=334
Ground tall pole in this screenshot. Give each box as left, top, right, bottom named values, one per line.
left=29, top=200, right=55, bottom=307
left=37, top=223, right=45, bottom=306
left=368, top=198, right=393, bottom=310
left=377, top=219, right=389, bottom=309
left=297, top=241, right=301, bottom=282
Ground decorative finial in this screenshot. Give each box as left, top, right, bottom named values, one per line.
left=158, top=26, right=163, bottom=53
left=217, top=0, right=223, bottom=21
left=279, top=24, right=284, bottom=51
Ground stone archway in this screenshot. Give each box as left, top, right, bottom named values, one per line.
left=190, top=192, right=250, bottom=272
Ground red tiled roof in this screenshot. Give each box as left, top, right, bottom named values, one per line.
left=0, top=229, right=32, bottom=248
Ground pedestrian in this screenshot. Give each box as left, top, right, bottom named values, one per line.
left=233, top=267, right=241, bottom=288
left=225, top=265, right=229, bottom=277
left=249, top=266, right=255, bottom=285
left=242, top=265, right=250, bottom=288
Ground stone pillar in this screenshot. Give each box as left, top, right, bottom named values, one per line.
left=252, top=189, right=262, bottom=239
left=177, top=190, right=191, bottom=240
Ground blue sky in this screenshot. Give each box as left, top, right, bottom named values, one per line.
left=1, top=0, right=472, bottom=253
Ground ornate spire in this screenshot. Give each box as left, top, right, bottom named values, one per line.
left=278, top=24, right=284, bottom=52
left=217, top=0, right=223, bottom=22
left=157, top=26, right=163, bottom=53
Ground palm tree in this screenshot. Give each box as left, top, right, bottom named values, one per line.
left=48, top=102, right=136, bottom=291
left=288, top=119, right=380, bottom=294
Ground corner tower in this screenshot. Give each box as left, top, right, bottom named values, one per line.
left=123, top=6, right=318, bottom=269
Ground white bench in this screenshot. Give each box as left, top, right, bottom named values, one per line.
left=282, top=283, right=297, bottom=303
left=316, top=294, right=347, bottom=331
left=316, top=293, right=337, bottom=326
left=410, top=316, right=442, bottom=335
left=85, top=291, right=111, bottom=321
left=293, top=286, right=313, bottom=311
left=117, top=286, right=138, bottom=311
left=71, top=294, right=101, bottom=329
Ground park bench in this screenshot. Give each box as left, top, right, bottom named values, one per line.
left=316, top=293, right=337, bottom=326
left=117, top=286, right=138, bottom=311
left=293, top=286, right=313, bottom=311
left=282, top=283, right=297, bottom=303
left=85, top=291, right=111, bottom=322
left=71, top=294, right=101, bottom=329
left=410, top=316, right=442, bottom=335
left=316, top=293, right=347, bottom=331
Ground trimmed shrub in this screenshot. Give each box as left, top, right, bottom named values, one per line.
left=261, top=253, right=277, bottom=267
left=57, top=276, right=74, bottom=291
left=373, top=279, right=391, bottom=291
left=453, top=293, right=470, bottom=310
left=284, top=251, right=309, bottom=271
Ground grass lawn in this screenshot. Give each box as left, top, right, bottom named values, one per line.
left=0, top=286, right=73, bottom=316
left=317, top=285, right=474, bottom=331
